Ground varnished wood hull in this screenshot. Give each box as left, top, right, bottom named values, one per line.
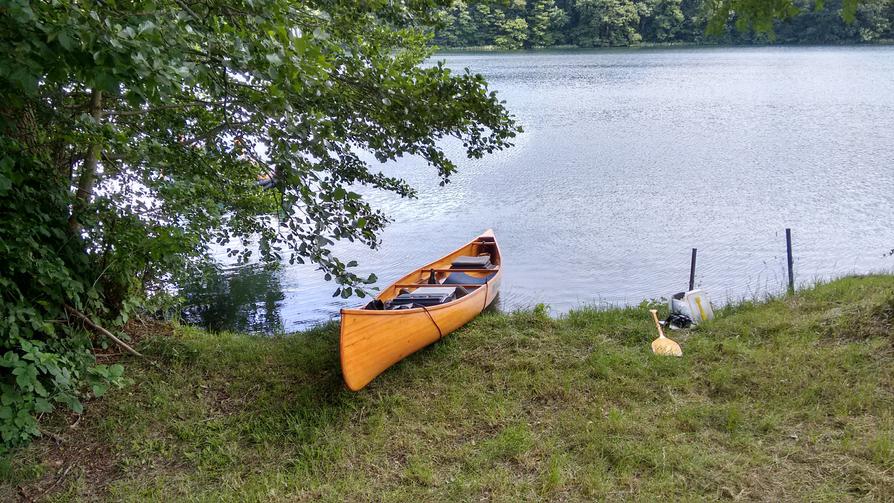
left=340, top=230, right=502, bottom=391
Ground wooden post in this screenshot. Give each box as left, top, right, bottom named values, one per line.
left=785, top=228, right=794, bottom=294
left=689, top=248, right=697, bottom=292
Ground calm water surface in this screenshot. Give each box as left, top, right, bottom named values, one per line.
left=183, top=46, right=894, bottom=333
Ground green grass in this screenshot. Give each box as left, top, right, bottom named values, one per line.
left=3, top=275, right=893, bottom=501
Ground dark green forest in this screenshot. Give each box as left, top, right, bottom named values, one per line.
left=433, top=0, right=894, bottom=48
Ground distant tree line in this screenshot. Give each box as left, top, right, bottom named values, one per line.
left=433, top=0, right=894, bottom=49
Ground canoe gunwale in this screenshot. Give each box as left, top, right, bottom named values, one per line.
left=341, top=229, right=501, bottom=316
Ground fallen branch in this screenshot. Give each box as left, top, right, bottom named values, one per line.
left=64, top=305, right=143, bottom=358
left=41, top=429, right=65, bottom=444
left=35, top=462, right=74, bottom=501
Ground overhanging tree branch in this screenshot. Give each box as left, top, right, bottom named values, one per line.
left=104, top=101, right=226, bottom=117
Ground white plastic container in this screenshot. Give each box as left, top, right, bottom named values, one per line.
left=669, top=289, right=714, bottom=325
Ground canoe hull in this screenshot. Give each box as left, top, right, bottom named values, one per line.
left=339, top=231, right=501, bottom=391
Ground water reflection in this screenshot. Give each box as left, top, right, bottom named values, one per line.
left=180, top=264, right=285, bottom=333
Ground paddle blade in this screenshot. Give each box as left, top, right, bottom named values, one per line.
left=651, top=336, right=683, bottom=357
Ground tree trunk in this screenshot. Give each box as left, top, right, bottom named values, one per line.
left=68, top=90, right=103, bottom=234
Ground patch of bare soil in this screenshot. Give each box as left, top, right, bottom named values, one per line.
left=13, top=414, right=116, bottom=502
left=13, top=319, right=176, bottom=501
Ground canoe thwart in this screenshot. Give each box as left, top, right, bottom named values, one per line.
left=392, top=283, right=486, bottom=288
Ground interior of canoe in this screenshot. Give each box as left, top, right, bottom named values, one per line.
left=363, top=236, right=500, bottom=311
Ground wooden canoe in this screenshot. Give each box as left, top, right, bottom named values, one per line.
left=340, top=229, right=502, bottom=391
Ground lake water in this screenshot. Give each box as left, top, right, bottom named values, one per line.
left=182, top=46, right=894, bottom=334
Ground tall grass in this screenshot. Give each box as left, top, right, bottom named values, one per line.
left=2, top=275, right=893, bottom=501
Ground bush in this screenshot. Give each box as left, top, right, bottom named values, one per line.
left=0, top=1, right=517, bottom=450
left=0, top=138, right=128, bottom=449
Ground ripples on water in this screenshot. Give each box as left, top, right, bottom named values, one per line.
left=182, top=46, right=894, bottom=333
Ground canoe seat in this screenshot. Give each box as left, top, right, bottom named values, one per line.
left=390, top=286, right=457, bottom=308
left=451, top=255, right=492, bottom=269
left=444, top=271, right=495, bottom=286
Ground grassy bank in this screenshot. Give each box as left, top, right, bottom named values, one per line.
left=2, top=276, right=893, bottom=501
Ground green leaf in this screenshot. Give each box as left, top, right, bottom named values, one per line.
left=57, top=31, right=73, bottom=50
left=14, top=366, right=36, bottom=391
left=64, top=397, right=84, bottom=414
left=34, top=398, right=53, bottom=413
left=109, top=364, right=124, bottom=379
left=33, top=380, right=48, bottom=397
left=92, top=384, right=109, bottom=398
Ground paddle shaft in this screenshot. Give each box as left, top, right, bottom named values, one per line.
left=649, top=309, right=666, bottom=339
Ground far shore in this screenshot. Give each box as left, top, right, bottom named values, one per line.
left=434, top=40, right=894, bottom=53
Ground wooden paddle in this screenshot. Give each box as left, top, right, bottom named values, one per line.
left=649, top=309, right=682, bottom=357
